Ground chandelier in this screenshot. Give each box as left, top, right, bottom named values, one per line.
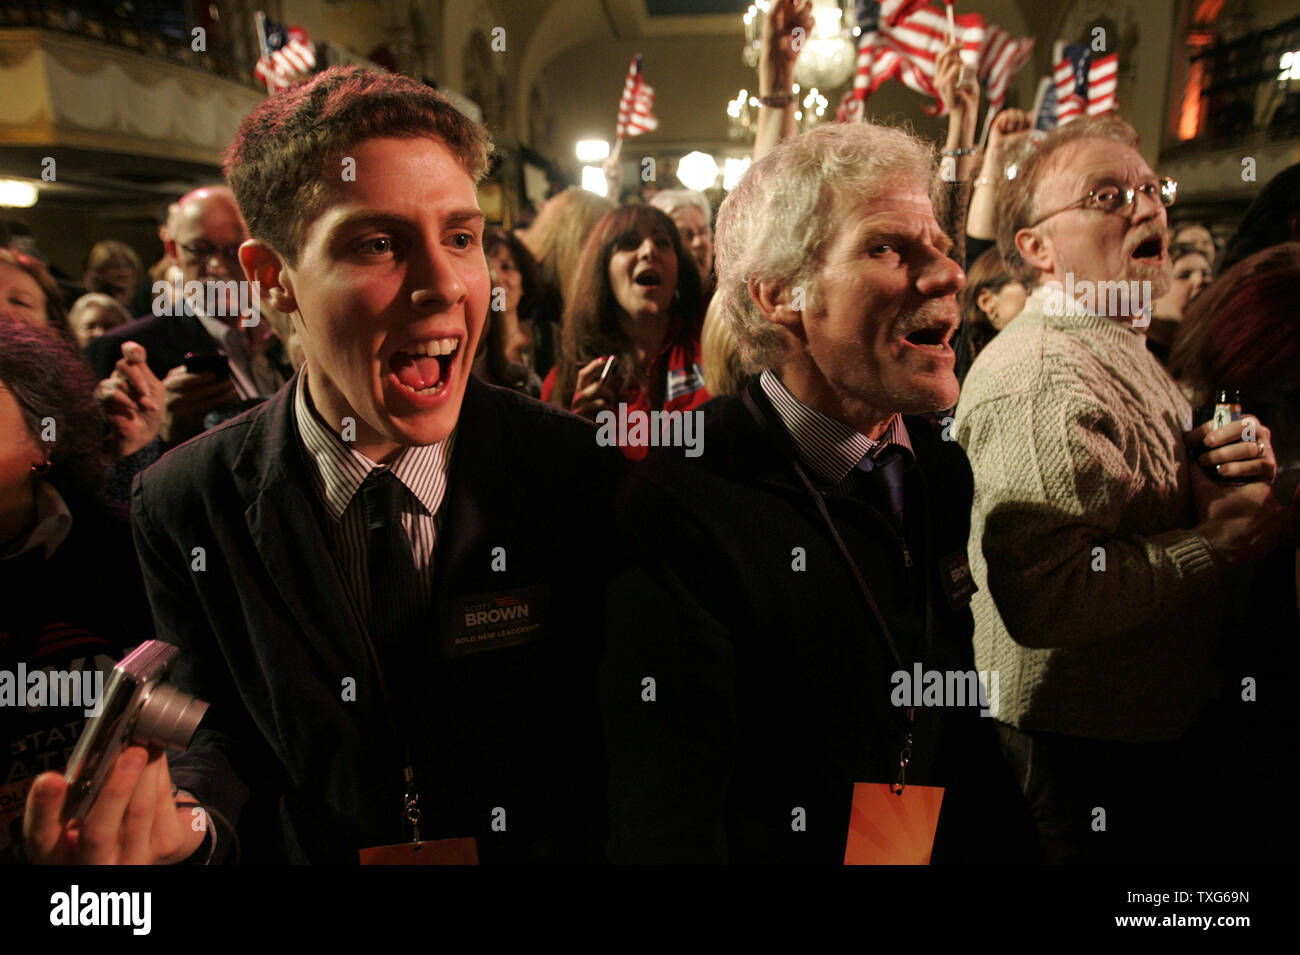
left=743, top=0, right=856, bottom=90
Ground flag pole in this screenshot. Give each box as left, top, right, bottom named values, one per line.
left=254, top=11, right=274, bottom=95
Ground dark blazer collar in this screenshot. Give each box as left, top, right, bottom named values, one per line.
left=230, top=368, right=371, bottom=676
left=226, top=371, right=510, bottom=674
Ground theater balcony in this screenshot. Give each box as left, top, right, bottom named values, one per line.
left=1159, top=12, right=1300, bottom=223
left=0, top=1, right=274, bottom=271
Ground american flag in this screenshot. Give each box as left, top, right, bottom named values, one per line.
left=1052, top=42, right=1118, bottom=125
left=254, top=16, right=317, bottom=92
left=847, top=1, right=1030, bottom=119
left=980, top=24, right=1035, bottom=115
left=615, top=55, right=658, bottom=138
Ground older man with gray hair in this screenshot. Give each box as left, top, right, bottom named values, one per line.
left=648, top=188, right=714, bottom=287
left=954, top=115, right=1283, bottom=863
left=601, top=122, right=1035, bottom=864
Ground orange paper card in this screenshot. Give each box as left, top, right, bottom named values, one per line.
left=359, top=837, right=479, bottom=865
left=843, top=783, right=944, bottom=865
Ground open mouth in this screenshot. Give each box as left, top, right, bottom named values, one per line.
left=387, top=337, right=460, bottom=397
left=634, top=270, right=662, bottom=288
left=1131, top=235, right=1164, bottom=261
left=903, top=325, right=952, bottom=350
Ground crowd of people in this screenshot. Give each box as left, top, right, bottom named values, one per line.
left=2, top=0, right=1298, bottom=867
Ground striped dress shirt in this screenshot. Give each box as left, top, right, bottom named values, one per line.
left=293, top=367, right=455, bottom=628
left=759, top=369, right=914, bottom=490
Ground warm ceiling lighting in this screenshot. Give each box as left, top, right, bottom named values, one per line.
left=677, top=152, right=719, bottom=192
left=576, top=139, right=610, bottom=162
left=0, top=179, right=38, bottom=207
left=581, top=165, right=608, bottom=197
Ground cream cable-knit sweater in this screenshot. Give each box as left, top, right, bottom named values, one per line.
left=954, top=286, right=1223, bottom=742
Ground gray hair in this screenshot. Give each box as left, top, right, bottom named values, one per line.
left=714, top=122, right=936, bottom=372
left=69, top=292, right=131, bottom=326
left=649, top=188, right=712, bottom=224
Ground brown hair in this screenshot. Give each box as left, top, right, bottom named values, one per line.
left=224, top=65, right=492, bottom=265
left=0, top=247, right=69, bottom=339
left=83, top=239, right=142, bottom=295
left=960, top=246, right=1017, bottom=368
left=479, top=227, right=541, bottom=385
left=0, top=314, right=110, bottom=498
left=996, top=115, right=1140, bottom=287
left=1168, top=242, right=1300, bottom=406
left=551, top=205, right=703, bottom=409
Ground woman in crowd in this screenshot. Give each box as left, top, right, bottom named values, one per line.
left=544, top=205, right=708, bottom=460
left=1171, top=221, right=1216, bottom=266
left=67, top=292, right=131, bottom=351
left=955, top=246, right=1026, bottom=382
left=1147, top=243, right=1212, bottom=365
left=515, top=187, right=615, bottom=377
left=0, top=315, right=154, bottom=861
left=82, top=240, right=142, bottom=312
left=0, top=248, right=69, bottom=338
left=473, top=227, right=544, bottom=397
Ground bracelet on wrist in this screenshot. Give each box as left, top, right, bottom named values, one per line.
left=941, top=147, right=978, bottom=157
left=759, top=92, right=795, bottom=108
left=973, top=176, right=993, bottom=188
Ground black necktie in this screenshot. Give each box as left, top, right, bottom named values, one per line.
left=361, top=469, right=422, bottom=658
left=850, top=447, right=907, bottom=534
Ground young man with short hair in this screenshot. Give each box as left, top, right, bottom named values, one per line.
left=25, top=66, right=625, bottom=865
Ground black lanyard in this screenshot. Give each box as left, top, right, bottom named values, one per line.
left=743, top=388, right=934, bottom=792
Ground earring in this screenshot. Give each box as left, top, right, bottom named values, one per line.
left=31, top=458, right=51, bottom=475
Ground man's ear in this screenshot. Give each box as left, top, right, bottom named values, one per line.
left=1016, top=225, right=1054, bottom=276
left=747, top=277, right=805, bottom=332
left=240, top=240, right=296, bottom=314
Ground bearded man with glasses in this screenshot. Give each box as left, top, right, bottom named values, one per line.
left=952, top=116, right=1284, bottom=863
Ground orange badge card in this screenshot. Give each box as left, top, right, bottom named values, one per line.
left=359, top=837, right=479, bottom=865
left=843, top=783, right=944, bottom=865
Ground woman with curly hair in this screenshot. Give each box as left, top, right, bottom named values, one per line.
left=543, top=205, right=709, bottom=460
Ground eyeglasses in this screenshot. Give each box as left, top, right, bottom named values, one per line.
left=179, top=242, right=242, bottom=264
left=1029, top=177, right=1178, bottom=228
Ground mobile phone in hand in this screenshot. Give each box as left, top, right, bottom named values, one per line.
left=183, top=352, right=231, bottom=380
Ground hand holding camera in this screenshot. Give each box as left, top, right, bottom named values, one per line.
left=22, top=641, right=211, bottom=865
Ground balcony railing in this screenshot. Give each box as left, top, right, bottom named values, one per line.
left=0, top=1, right=263, bottom=89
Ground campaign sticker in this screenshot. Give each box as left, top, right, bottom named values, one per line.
left=445, top=586, right=547, bottom=658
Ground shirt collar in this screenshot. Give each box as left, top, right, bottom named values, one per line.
left=759, top=369, right=913, bottom=485
left=293, top=366, right=455, bottom=522
left=0, top=480, right=73, bottom=560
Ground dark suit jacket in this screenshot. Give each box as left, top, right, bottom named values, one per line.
left=601, top=377, right=1038, bottom=864
left=131, top=372, right=626, bottom=863
left=86, top=307, right=213, bottom=381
